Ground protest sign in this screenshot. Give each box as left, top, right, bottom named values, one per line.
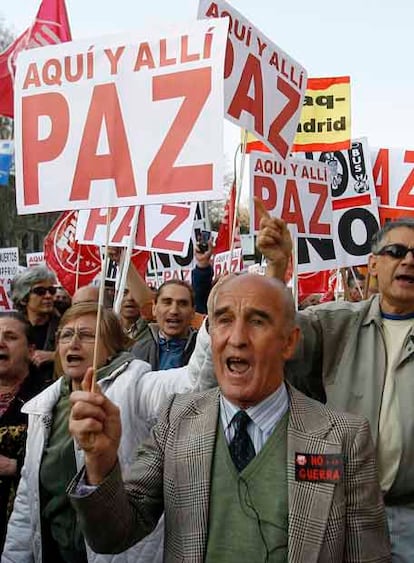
left=251, top=155, right=335, bottom=273
left=292, top=76, right=351, bottom=152
left=198, top=0, right=307, bottom=159
left=14, top=19, right=228, bottom=214
left=26, top=251, right=45, bottom=268
left=146, top=267, right=192, bottom=288
left=250, top=151, right=334, bottom=274
left=213, top=248, right=242, bottom=278
left=250, top=152, right=332, bottom=237
left=0, top=247, right=19, bottom=311
left=146, top=246, right=195, bottom=284
left=246, top=76, right=351, bottom=154
left=302, top=138, right=380, bottom=268
left=144, top=202, right=210, bottom=286
left=372, top=147, right=414, bottom=223
left=76, top=203, right=196, bottom=257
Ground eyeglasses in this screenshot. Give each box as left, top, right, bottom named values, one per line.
left=30, top=286, right=57, bottom=297
left=58, top=328, right=96, bottom=343
left=376, top=244, right=414, bottom=260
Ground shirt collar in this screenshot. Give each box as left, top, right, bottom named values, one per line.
left=220, top=382, right=289, bottom=435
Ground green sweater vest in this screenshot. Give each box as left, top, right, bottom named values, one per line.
left=205, top=412, right=289, bottom=563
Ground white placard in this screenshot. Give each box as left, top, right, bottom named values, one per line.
left=26, top=251, right=45, bottom=268
left=250, top=152, right=332, bottom=238
left=371, top=146, right=414, bottom=223
left=198, top=0, right=307, bottom=159
left=0, top=247, right=19, bottom=311
left=250, top=152, right=334, bottom=273
left=299, top=137, right=380, bottom=268
left=146, top=268, right=193, bottom=287
left=76, top=203, right=196, bottom=257
left=213, top=248, right=242, bottom=278
left=15, top=20, right=228, bottom=214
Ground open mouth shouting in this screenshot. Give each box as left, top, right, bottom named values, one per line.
left=65, top=353, right=85, bottom=366
left=0, top=351, right=9, bottom=362
left=226, top=356, right=251, bottom=375
left=395, top=273, right=414, bottom=285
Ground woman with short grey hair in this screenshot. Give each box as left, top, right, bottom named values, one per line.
left=11, top=265, right=59, bottom=376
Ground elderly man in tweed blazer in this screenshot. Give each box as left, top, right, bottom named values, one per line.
left=68, top=275, right=391, bottom=563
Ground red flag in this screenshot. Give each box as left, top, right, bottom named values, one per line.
left=215, top=182, right=241, bottom=254
left=0, top=0, right=71, bottom=118
left=298, top=271, right=330, bottom=299
left=44, top=211, right=101, bottom=296
left=131, top=249, right=150, bottom=279
left=298, top=270, right=337, bottom=303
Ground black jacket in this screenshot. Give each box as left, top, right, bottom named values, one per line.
left=0, top=365, right=52, bottom=551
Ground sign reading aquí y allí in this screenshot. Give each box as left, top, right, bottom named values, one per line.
left=198, top=0, right=307, bottom=159
left=14, top=20, right=228, bottom=214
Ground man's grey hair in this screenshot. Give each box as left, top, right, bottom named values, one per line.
left=11, top=265, right=56, bottom=309
left=371, top=218, right=414, bottom=254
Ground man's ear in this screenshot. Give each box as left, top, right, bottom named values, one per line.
left=283, top=326, right=300, bottom=361
left=368, top=253, right=378, bottom=278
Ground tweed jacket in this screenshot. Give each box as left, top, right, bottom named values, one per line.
left=69, top=385, right=391, bottom=563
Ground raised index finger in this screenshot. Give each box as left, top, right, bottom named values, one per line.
left=254, top=196, right=271, bottom=221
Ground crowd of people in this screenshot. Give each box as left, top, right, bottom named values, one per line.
left=0, top=216, right=413, bottom=562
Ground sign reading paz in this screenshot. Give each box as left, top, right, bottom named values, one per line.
left=198, top=0, right=307, bottom=159
left=250, top=152, right=333, bottom=273
left=76, top=203, right=196, bottom=257
left=14, top=20, right=228, bottom=214
left=372, top=146, right=414, bottom=223
left=251, top=153, right=332, bottom=238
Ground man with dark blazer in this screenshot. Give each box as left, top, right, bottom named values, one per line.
left=68, top=274, right=391, bottom=563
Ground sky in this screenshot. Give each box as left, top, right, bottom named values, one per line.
left=1, top=0, right=414, bottom=168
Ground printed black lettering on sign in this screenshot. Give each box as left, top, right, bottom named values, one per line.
left=338, top=208, right=379, bottom=256
left=295, top=452, right=344, bottom=483
left=348, top=142, right=369, bottom=194
left=297, top=237, right=336, bottom=265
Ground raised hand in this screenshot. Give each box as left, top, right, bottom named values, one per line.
left=254, top=197, right=292, bottom=280
left=69, top=367, right=121, bottom=485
